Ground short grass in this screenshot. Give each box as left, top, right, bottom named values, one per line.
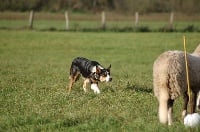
left=0, top=30, right=200, bottom=131
left=1, top=19, right=200, bottom=32
left=0, top=12, right=200, bottom=31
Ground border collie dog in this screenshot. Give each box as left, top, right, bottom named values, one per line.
left=68, top=57, right=112, bottom=94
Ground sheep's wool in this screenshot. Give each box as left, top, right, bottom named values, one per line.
left=153, top=44, right=200, bottom=125
left=184, top=113, right=200, bottom=127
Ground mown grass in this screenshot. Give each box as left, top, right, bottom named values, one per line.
left=0, top=30, right=200, bottom=131
left=0, top=12, right=200, bottom=32
left=1, top=19, right=200, bottom=32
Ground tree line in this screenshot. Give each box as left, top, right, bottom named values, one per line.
left=1, top=0, right=200, bottom=14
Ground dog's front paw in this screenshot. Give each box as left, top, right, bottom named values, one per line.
left=91, top=84, right=100, bottom=94
left=94, top=89, right=100, bottom=94
left=83, top=87, right=87, bottom=92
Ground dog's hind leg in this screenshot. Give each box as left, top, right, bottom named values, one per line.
left=68, top=76, right=74, bottom=93
left=68, top=72, right=80, bottom=93
left=68, top=63, right=81, bottom=93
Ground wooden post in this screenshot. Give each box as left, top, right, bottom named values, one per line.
left=65, top=11, right=69, bottom=31
left=101, top=11, right=106, bottom=29
left=169, top=12, right=174, bottom=28
left=135, top=12, right=139, bottom=27
left=29, top=10, right=34, bottom=29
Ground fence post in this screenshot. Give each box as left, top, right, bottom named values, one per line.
left=135, top=12, right=139, bottom=27
left=169, top=12, right=174, bottom=28
left=29, top=10, right=34, bottom=29
left=101, top=11, right=106, bottom=29
left=65, top=11, right=69, bottom=31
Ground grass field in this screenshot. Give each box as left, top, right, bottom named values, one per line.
left=0, top=30, right=200, bottom=131
left=0, top=12, right=200, bottom=32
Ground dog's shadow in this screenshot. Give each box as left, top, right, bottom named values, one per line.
left=125, top=83, right=152, bottom=93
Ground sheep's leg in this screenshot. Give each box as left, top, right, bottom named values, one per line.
left=167, top=99, right=174, bottom=125
left=185, top=91, right=197, bottom=114
left=182, top=92, right=189, bottom=118
left=196, top=91, right=200, bottom=110
left=158, top=88, right=169, bottom=124
left=192, top=91, right=197, bottom=113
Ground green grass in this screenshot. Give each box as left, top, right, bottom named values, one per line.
left=1, top=11, right=200, bottom=32
left=1, top=30, right=200, bottom=131
left=0, top=19, right=200, bottom=32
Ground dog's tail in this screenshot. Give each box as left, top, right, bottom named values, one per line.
left=158, top=87, right=169, bottom=124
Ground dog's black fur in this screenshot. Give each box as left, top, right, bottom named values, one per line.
left=68, top=57, right=112, bottom=93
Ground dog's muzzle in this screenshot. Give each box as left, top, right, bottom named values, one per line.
left=106, top=76, right=112, bottom=82
left=109, top=77, right=112, bottom=82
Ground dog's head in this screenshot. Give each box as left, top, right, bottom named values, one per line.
left=96, top=64, right=112, bottom=82
left=90, top=65, right=112, bottom=82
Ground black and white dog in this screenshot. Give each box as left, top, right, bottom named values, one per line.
left=68, top=57, right=112, bottom=94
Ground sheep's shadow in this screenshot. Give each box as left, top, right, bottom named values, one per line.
left=125, top=84, right=152, bottom=93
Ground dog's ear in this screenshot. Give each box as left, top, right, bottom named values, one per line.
left=96, top=66, right=101, bottom=74
left=107, top=64, right=111, bottom=70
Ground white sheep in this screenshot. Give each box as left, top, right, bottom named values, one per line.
left=153, top=44, right=200, bottom=125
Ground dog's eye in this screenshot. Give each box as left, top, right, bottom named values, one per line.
left=101, top=72, right=107, bottom=77
left=93, top=73, right=99, bottom=78
left=96, top=74, right=99, bottom=77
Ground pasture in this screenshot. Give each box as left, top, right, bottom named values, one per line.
left=0, top=30, right=200, bottom=131
left=0, top=12, right=200, bottom=32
